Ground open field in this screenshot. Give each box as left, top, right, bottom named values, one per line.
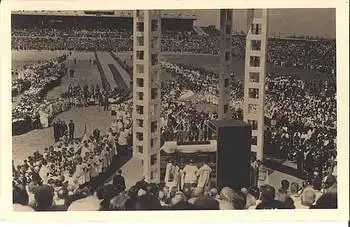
left=118, top=51, right=332, bottom=81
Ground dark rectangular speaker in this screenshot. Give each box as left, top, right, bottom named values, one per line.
left=215, top=120, right=251, bottom=190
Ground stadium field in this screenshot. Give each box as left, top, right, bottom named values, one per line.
left=118, top=51, right=332, bottom=81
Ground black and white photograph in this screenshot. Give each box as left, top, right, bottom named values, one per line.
left=1, top=2, right=348, bottom=218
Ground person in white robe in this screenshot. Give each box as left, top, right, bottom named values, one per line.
left=74, top=163, right=84, bottom=186
left=182, top=160, right=198, bottom=188
left=39, top=109, right=49, bottom=128
left=81, top=142, right=91, bottom=157
left=196, top=162, right=212, bottom=190
left=165, top=161, right=176, bottom=189
left=39, top=162, right=50, bottom=185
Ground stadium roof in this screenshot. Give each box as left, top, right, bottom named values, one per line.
left=12, top=10, right=197, bottom=20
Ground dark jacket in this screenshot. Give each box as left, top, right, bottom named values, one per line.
left=112, top=175, right=126, bottom=192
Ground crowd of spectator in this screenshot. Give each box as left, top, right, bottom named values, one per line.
left=13, top=164, right=337, bottom=211
left=11, top=26, right=337, bottom=211
left=12, top=55, right=69, bottom=134
left=11, top=28, right=336, bottom=74
left=160, top=62, right=336, bottom=181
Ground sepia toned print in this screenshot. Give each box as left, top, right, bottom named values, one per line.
left=11, top=9, right=337, bottom=212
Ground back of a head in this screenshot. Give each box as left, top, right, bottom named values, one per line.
left=96, top=186, right=105, bottom=200
left=13, top=186, right=29, bottom=205
left=276, top=188, right=288, bottom=202
left=324, top=175, right=337, bottom=189
left=301, top=187, right=316, bottom=207
left=240, top=188, right=248, bottom=196
left=245, top=193, right=257, bottom=208
left=312, top=176, right=322, bottom=191
left=34, top=185, right=54, bottom=211
left=220, top=187, right=234, bottom=202
left=281, top=180, right=290, bottom=191
left=260, top=185, right=276, bottom=202
left=284, top=196, right=295, bottom=209
left=290, top=182, right=300, bottom=195
left=109, top=193, right=129, bottom=211
left=249, top=187, right=260, bottom=200
left=146, top=183, right=159, bottom=195
left=183, top=186, right=192, bottom=199
left=193, top=196, right=219, bottom=210
left=135, top=194, right=162, bottom=210
left=171, top=200, right=195, bottom=210
left=232, top=191, right=247, bottom=210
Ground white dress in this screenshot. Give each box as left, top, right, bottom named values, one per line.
left=197, top=164, right=212, bottom=189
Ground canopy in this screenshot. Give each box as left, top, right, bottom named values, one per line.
left=161, top=140, right=217, bottom=154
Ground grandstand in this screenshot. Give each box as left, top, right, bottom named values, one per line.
left=12, top=10, right=197, bottom=31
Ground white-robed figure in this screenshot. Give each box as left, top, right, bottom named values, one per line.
left=182, top=159, right=199, bottom=188
left=73, top=163, right=85, bottom=186
left=39, top=106, right=50, bottom=128
left=81, top=141, right=91, bottom=157
left=196, top=162, right=212, bottom=190
left=164, top=161, right=181, bottom=190
left=94, top=152, right=103, bottom=174
left=39, top=161, right=50, bottom=185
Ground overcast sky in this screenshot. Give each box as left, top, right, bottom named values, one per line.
left=171, top=9, right=336, bottom=38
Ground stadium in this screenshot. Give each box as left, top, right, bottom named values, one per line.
left=11, top=10, right=337, bottom=211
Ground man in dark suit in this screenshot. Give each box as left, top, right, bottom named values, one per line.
left=112, top=169, right=126, bottom=192
left=68, top=120, right=75, bottom=141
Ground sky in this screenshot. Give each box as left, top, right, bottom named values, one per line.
left=171, top=9, right=336, bottom=39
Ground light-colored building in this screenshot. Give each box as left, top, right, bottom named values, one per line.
left=218, top=9, right=233, bottom=120
left=243, top=9, right=268, bottom=161
left=132, top=10, right=161, bottom=183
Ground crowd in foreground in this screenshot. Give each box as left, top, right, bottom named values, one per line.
left=12, top=28, right=336, bottom=74
left=13, top=162, right=337, bottom=211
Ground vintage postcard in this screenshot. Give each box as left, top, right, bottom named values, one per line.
left=0, top=0, right=348, bottom=223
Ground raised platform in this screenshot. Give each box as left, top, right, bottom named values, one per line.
left=160, top=140, right=217, bottom=154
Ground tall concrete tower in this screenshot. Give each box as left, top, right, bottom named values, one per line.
left=243, top=9, right=268, bottom=161
left=218, top=9, right=233, bottom=120
left=132, top=10, right=161, bottom=183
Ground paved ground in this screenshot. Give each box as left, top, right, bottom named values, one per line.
left=12, top=106, right=114, bottom=166
left=46, top=52, right=101, bottom=99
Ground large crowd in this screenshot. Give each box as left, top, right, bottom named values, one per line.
left=12, top=26, right=337, bottom=211
left=160, top=62, right=336, bottom=182
left=14, top=158, right=337, bottom=211
left=12, top=55, right=69, bottom=134
left=12, top=28, right=336, bottom=74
